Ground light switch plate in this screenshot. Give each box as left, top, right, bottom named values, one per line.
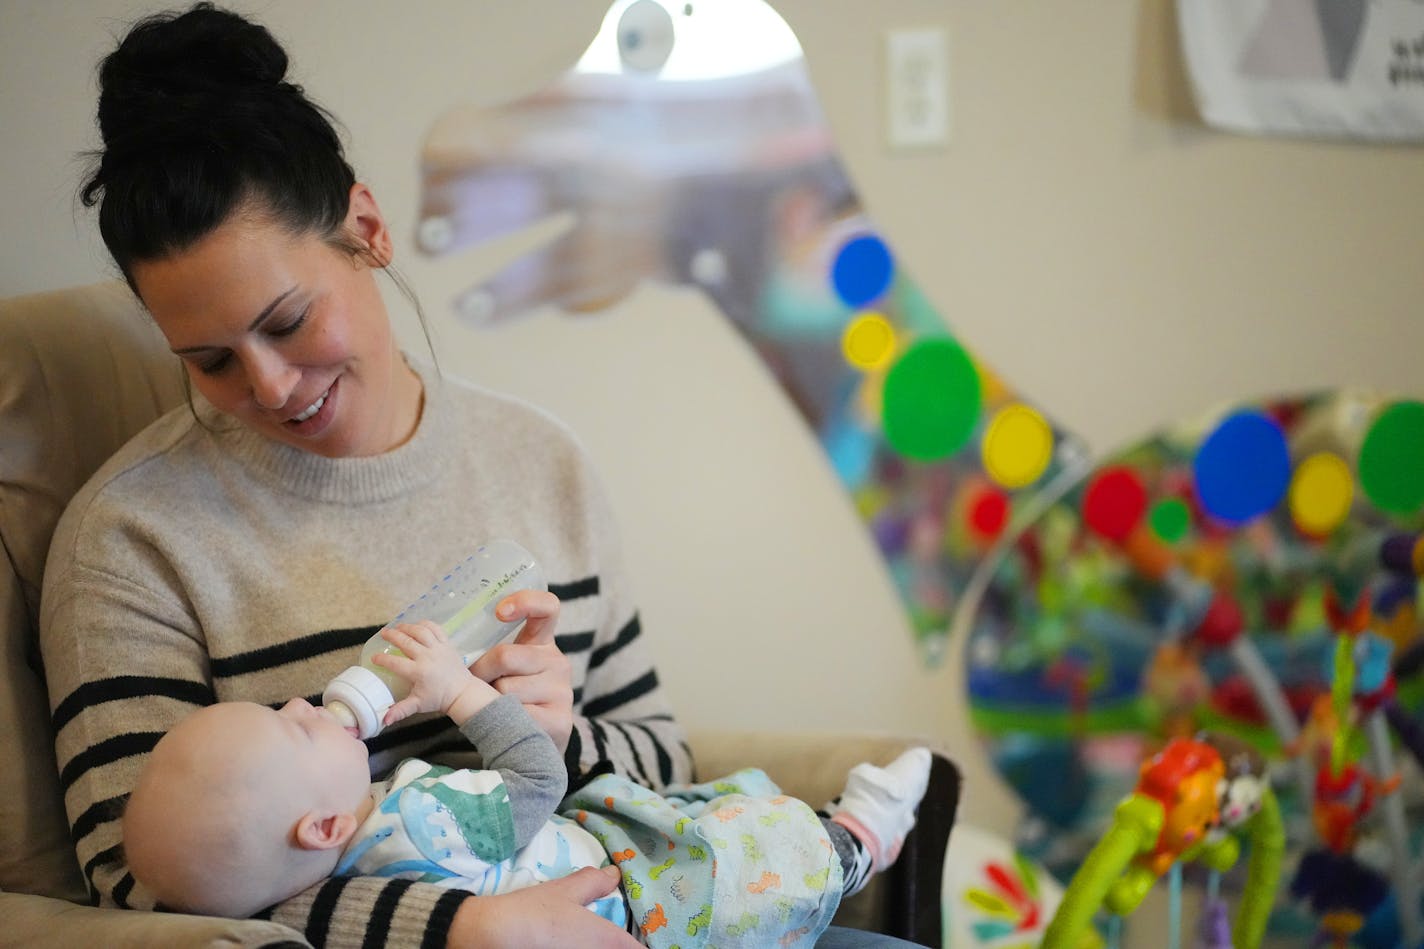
left=885, top=28, right=949, bottom=149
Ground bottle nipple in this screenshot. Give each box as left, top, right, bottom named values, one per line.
left=325, top=699, right=359, bottom=732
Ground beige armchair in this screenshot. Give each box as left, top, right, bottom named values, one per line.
left=0, top=282, right=960, bottom=947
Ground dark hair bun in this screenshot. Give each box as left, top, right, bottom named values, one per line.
left=80, top=2, right=355, bottom=282
left=94, top=2, right=288, bottom=147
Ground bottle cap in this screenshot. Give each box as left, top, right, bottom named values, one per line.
left=322, top=665, right=394, bottom=740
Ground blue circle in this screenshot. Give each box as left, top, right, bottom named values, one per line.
left=831, top=234, right=894, bottom=307
left=1192, top=411, right=1290, bottom=525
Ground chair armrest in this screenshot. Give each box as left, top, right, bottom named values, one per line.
left=687, top=729, right=959, bottom=948
left=0, top=891, right=311, bottom=949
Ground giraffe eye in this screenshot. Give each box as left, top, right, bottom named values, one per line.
left=618, top=0, right=675, bottom=73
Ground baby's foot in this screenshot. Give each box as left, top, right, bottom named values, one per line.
left=826, top=746, right=932, bottom=871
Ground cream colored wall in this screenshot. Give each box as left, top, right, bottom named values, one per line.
left=4, top=2, right=1424, bottom=929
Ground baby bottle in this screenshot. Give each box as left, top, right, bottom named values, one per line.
left=322, top=539, right=547, bottom=739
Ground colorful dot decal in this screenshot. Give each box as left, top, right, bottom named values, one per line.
left=968, top=485, right=1011, bottom=541
left=1149, top=497, right=1191, bottom=544
left=1359, top=400, right=1424, bottom=515
left=841, top=312, right=897, bottom=371
left=1192, top=410, right=1290, bottom=525
left=1289, top=452, right=1354, bottom=537
left=831, top=234, right=894, bottom=308
left=982, top=404, right=1053, bottom=490
left=1082, top=466, right=1147, bottom=543
left=881, top=338, right=982, bottom=462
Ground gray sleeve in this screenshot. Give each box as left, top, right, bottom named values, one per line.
left=458, top=694, right=568, bottom=849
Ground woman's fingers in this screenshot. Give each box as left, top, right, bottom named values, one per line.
left=489, top=670, right=570, bottom=707
left=445, top=866, right=639, bottom=948
left=465, top=593, right=575, bottom=753
left=558, top=864, right=624, bottom=903
left=540, top=868, right=640, bottom=947
left=473, top=641, right=570, bottom=680
left=496, top=590, right=561, bottom=646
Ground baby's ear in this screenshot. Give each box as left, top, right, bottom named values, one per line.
left=295, top=811, right=359, bottom=851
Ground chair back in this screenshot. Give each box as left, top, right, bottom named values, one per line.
left=0, top=282, right=185, bottom=899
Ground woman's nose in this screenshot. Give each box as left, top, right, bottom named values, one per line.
left=243, top=347, right=301, bottom=410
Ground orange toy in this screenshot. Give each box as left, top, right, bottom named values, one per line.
left=1135, top=737, right=1225, bottom=877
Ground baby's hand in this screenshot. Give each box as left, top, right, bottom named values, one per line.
left=372, top=621, right=498, bottom=727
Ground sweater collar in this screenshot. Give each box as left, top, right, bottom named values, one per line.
left=199, top=359, right=450, bottom=504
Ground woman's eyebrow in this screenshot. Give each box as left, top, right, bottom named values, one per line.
left=170, top=285, right=299, bottom=354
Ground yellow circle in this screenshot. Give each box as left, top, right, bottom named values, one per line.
left=1289, top=451, right=1354, bottom=536
left=982, top=404, right=1053, bottom=489
left=842, top=313, right=897, bottom=371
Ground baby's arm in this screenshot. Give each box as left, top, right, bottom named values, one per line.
left=372, top=622, right=567, bottom=848
left=457, top=694, right=568, bottom=848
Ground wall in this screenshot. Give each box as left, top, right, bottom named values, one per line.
left=4, top=0, right=1424, bottom=907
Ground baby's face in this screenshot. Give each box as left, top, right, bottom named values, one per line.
left=271, top=697, right=371, bottom=801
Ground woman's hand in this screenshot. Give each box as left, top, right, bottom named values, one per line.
left=445, top=866, right=639, bottom=948
left=372, top=621, right=498, bottom=727
left=469, top=589, right=574, bottom=753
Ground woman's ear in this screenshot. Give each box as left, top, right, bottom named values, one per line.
left=294, top=810, right=359, bottom=851
left=344, top=183, right=393, bottom=268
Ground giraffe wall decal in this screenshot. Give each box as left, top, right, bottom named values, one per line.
left=414, top=0, right=1092, bottom=667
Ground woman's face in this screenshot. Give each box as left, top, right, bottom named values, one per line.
left=131, top=187, right=422, bottom=458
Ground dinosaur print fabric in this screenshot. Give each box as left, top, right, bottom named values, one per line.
left=334, top=759, right=626, bottom=925
left=564, top=768, right=843, bottom=948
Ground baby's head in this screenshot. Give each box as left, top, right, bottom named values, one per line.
left=123, top=697, right=371, bottom=917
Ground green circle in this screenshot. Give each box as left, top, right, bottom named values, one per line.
left=881, top=337, right=982, bottom=461
left=1359, top=400, right=1424, bottom=515
left=1149, top=497, right=1191, bottom=544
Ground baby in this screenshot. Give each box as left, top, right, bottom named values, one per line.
left=123, top=621, right=932, bottom=946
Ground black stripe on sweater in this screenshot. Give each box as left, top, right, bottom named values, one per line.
left=363, top=878, right=416, bottom=949
left=549, top=575, right=599, bottom=602
left=60, top=731, right=164, bottom=793
left=71, top=793, right=126, bottom=847
left=52, top=676, right=214, bottom=733
left=583, top=669, right=659, bottom=717
left=625, top=720, right=675, bottom=786
left=555, top=630, right=595, bottom=655
left=606, top=721, right=651, bottom=786
left=112, top=871, right=135, bottom=909
left=563, top=725, right=583, bottom=777
left=588, top=616, right=641, bottom=672
left=210, top=625, right=376, bottom=679
left=82, top=843, right=124, bottom=890
left=588, top=719, right=610, bottom=764
left=422, top=889, right=472, bottom=949
left=303, top=875, right=354, bottom=947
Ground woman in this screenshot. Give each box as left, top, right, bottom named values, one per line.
left=42, top=4, right=922, bottom=947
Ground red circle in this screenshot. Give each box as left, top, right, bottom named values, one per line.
left=969, top=487, right=1010, bottom=540
left=1082, top=466, right=1148, bottom=542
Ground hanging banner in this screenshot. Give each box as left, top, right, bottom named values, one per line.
left=1177, top=0, right=1424, bottom=141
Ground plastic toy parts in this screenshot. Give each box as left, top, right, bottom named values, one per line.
left=322, top=540, right=547, bottom=739
left=1041, top=736, right=1284, bottom=949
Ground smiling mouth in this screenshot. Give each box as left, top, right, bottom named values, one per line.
left=288, top=387, right=331, bottom=423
